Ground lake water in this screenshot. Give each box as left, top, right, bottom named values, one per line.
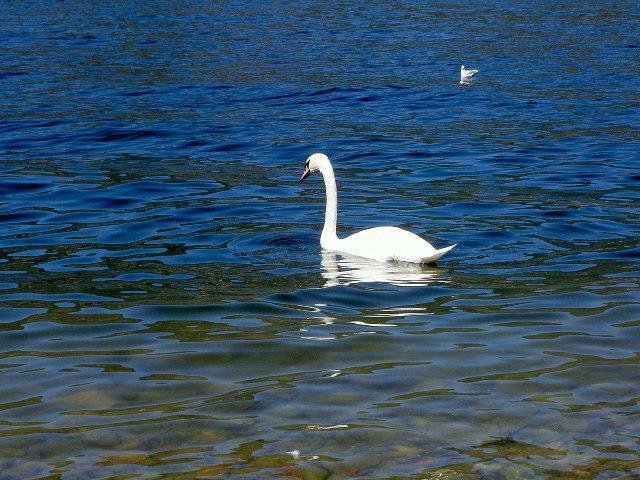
left=1, top=1, right=640, bottom=478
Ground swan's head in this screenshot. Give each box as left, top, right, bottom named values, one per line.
left=299, top=153, right=330, bottom=181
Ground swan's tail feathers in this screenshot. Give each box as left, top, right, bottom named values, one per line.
left=421, top=244, right=456, bottom=265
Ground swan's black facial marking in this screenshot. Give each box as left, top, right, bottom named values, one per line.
left=300, top=160, right=311, bottom=182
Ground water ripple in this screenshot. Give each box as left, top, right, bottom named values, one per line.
left=0, top=0, right=639, bottom=478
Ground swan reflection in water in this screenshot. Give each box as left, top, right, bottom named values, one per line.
left=299, top=252, right=445, bottom=340
left=320, top=251, right=446, bottom=287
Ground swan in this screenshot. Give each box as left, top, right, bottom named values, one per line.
left=460, top=65, right=479, bottom=84
left=299, top=153, right=456, bottom=264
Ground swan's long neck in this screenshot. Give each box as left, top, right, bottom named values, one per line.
left=319, top=162, right=339, bottom=247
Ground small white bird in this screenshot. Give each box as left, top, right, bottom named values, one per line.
left=460, top=65, right=479, bottom=84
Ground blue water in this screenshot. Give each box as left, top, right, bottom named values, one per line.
left=1, top=1, right=640, bottom=478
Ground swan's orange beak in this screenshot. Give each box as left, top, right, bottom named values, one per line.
left=299, top=165, right=311, bottom=182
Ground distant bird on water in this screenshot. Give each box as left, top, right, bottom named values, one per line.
left=460, top=65, right=479, bottom=84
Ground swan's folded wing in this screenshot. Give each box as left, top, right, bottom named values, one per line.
left=338, top=227, right=455, bottom=264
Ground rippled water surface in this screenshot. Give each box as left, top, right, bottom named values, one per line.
left=2, top=1, right=640, bottom=478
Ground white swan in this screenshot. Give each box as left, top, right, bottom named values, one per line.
left=300, top=153, right=456, bottom=264
left=460, top=65, right=479, bottom=84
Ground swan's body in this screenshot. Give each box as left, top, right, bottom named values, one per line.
left=300, top=153, right=455, bottom=264
left=460, top=65, right=479, bottom=83
left=323, top=226, right=455, bottom=264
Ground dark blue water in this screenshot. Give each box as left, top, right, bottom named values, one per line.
left=1, top=1, right=640, bottom=478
